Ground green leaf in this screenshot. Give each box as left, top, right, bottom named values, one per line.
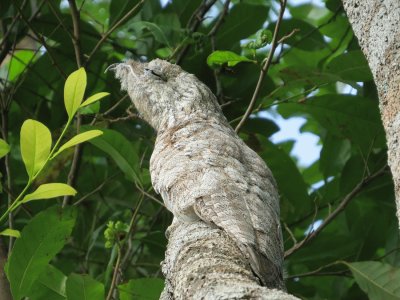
left=6, top=206, right=76, bottom=300
left=27, top=265, right=67, bottom=300
left=243, top=29, right=273, bottom=49
left=21, top=183, right=77, bottom=203
left=64, top=68, right=87, bottom=119
left=270, top=18, right=326, bottom=50
left=53, top=130, right=103, bottom=158
left=207, top=50, right=255, bottom=68
left=216, top=4, right=268, bottom=49
left=325, top=50, right=373, bottom=82
left=343, top=261, right=400, bottom=300
left=278, top=95, right=386, bottom=152
left=0, top=229, right=21, bottom=238
left=260, top=138, right=311, bottom=220
left=320, top=134, right=351, bottom=178
left=85, top=128, right=142, bottom=186
left=20, top=119, right=52, bottom=179
left=65, top=273, right=104, bottom=300
left=119, top=278, right=164, bottom=300
left=133, top=21, right=171, bottom=48
left=80, top=92, right=109, bottom=108
left=0, top=138, right=10, bottom=158
left=109, top=0, right=141, bottom=27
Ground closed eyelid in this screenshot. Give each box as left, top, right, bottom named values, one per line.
left=144, top=68, right=167, bottom=81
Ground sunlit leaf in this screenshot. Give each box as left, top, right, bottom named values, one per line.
left=6, top=206, right=76, bottom=300
left=80, top=92, right=109, bottom=108
left=0, top=138, right=10, bottom=158
left=207, top=51, right=255, bottom=68
left=20, top=119, right=52, bottom=179
left=344, top=261, right=400, bottom=300
left=52, top=130, right=103, bottom=158
left=66, top=274, right=104, bottom=300
left=64, top=68, right=87, bottom=119
left=0, top=229, right=21, bottom=238
left=21, top=183, right=77, bottom=203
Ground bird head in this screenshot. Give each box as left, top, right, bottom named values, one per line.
left=110, top=59, right=221, bottom=131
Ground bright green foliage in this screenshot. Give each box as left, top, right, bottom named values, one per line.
left=21, top=183, right=77, bottom=203
left=53, top=130, right=103, bottom=158
left=66, top=273, right=105, bottom=300
left=80, top=92, right=110, bottom=108
left=64, top=68, right=87, bottom=119
left=0, top=228, right=21, bottom=238
left=207, top=50, right=255, bottom=68
left=104, top=220, right=129, bottom=248
left=0, top=138, right=10, bottom=158
left=20, top=119, right=52, bottom=179
left=6, top=206, right=77, bottom=300
left=118, top=278, right=164, bottom=300
left=243, top=29, right=273, bottom=49
left=344, top=261, right=400, bottom=300
left=0, top=0, right=398, bottom=299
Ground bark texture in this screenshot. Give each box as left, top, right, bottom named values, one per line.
left=112, top=59, right=298, bottom=299
left=342, top=0, right=400, bottom=223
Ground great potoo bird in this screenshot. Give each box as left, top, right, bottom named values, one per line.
left=111, top=59, right=284, bottom=288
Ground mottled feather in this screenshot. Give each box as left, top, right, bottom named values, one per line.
left=112, top=59, right=284, bottom=288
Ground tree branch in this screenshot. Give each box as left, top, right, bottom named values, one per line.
left=85, top=0, right=145, bottom=66
left=285, top=165, right=388, bottom=257
left=174, top=0, right=218, bottom=65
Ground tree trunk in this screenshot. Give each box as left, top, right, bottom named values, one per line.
left=342, top=0, right=400, bottom=225
left=160, top=220, right=298, bottom=300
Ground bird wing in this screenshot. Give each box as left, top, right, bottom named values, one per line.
left=151, top=121, right=283, bottom=287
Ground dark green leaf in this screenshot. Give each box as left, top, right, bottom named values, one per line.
left=325, top=50, right=373, bottom=82
left=320, top=134, right=351, bottom=178
left=6, top=206, right=76, bottom=300
left=109, top=0, right=141, bottom=27
left=260, top=138, right=310, bottom=220
left=86, top=128, right=142, bottom=186
left=27, top=265, right=67, bottom=300
left=344, top=261, right=400, bottom=300
left=119, top=278, right=164, bottom=300
left=278, top=95, right=386, bottom=151
left=270, top=19, right=326, bottom=50
left=66, top=273, right=105, bottom=300
left=216, top=4, right=268, bottom=49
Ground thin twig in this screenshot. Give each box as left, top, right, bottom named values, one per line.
left=105, top=247, right=122, bottom=300
left=235, top=0, right=287, bottom=133
left=174, top=0, right=218, bottom=65
left=73, top=173, right=119, bottom=206
left=85, top=0, right=145, bottom=66
left=62, top=0, right=84, bottom=207
left=14, top=4, right=66, bottom=78
left=208, top=0, right=231, bottom=102
left=67, top=0, right=82, bottom=67
left=285, top=165, right=388, bottom=258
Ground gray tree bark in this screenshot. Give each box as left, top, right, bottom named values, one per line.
left=342, top=0, right=400, bottom=225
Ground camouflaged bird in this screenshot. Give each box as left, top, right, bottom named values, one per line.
left=111, top=59, right=284, bottom=289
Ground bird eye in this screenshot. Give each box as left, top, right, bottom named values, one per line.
left=144, top=68, right=167, bottom=81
